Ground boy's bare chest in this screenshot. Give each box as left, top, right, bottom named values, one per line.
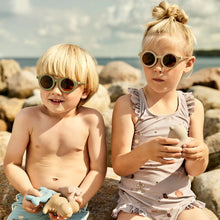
left=32, top=119, right=89, bottom=155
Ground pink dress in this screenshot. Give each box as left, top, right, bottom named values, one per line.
left=112, top=88, right=205, bottom=220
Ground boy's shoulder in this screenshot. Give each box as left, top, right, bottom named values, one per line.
left=16, top=105, right=42, bottom=119
left=78, top=106, right=104, bottom=122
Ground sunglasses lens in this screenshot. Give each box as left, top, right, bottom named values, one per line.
left=142, top=52, right=155, bottom=66
left=60, top=78, right=74, bottom=92
left=163, top=54, right=177, bottom=68
left=40, top=75, right=53, bottom=89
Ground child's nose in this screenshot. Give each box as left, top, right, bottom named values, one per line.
left=154, top=59, right=164, bottom=72
left=51, top=82, right=62, bottom=94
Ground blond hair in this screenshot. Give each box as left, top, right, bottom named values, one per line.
left=142, top=1, right=196, bottom=56
left=36, top=44, right=99, bottom=107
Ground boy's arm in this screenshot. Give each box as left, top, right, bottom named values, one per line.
left=76, top=110, right=107, bottom=208
left=183, top=99, right=209, bottom=176
left=3, top=109, right=39, bottom=196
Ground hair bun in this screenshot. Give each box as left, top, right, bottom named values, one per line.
left=152, top=1, right=188, bottom=24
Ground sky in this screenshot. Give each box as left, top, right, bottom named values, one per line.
left=0, top=0, right=220, bottom=58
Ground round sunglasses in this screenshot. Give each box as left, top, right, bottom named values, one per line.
left=37, top=74, right=85, bottom=93
left=139, top=51, right=189, bottom=69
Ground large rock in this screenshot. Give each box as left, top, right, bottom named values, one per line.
left=192, top=169, right=220, bottom=219
left=205, top=132, right=220, bottom=171
left=84, top=84, right=111, bottom=112
left=0, top=131, right=11, bottom=164
left=0, top=166, right=119, bottom=220
left=204, top=109, right=220, bottom=138
left=7, top=70, right=39, bottom=98
left=88, top=167, right=119, bottom=220
left=108, top=82, right=142, bottom=102
left=0, top=166, right=18, bottom=219
left=102, top=109, right=113, bottom=167
left=189, top=86, right=220, bottom=111
left=0, top=97, right=25, bottom=123
left=23, top=89, right=42, bottom=108
left=99, top=61, right=141, bottom=84
left=0, top=59, right=21, bottom=93
left=178, top=67, right=220, bottom=90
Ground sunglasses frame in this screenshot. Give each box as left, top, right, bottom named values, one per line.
left=139, top=51, right=189, bottom=69
left=37, top=74, right=85, bottom=93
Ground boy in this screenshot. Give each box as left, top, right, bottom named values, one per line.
left=4, top=44, right=107, bottom=220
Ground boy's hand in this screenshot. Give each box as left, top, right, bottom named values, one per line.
left=23, top=188, right=42, bottom=213
left=48, top=213, right=67, bottom=220
left=59, top=186, right=83, bottom=208
left=59, top=186, right=82, bottom=199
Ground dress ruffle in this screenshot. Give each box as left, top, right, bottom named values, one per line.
left=112, top=203, right=147, bottom=218
left=182, top=92, right=195, bottom=116
left=128, top=88, right=142, bottom=117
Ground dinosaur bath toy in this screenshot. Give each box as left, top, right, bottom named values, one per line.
left=25, top=187, right=56, bottom=206
left=168, top=124, right=188, bottom=148
left=43, top=193, right=80, bottom=218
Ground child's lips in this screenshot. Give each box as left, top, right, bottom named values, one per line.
left=153, top=78, right=164, bottom=82
left=49, top=99, right=64, bottom=103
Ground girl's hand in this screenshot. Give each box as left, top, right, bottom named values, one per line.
left=147, top=136, right=182, bottom=163
left=182, top=138, right=207, bottom=161
left=22, top=188, right=42, bottom=213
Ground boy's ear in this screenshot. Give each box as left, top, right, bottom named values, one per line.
left=81, top=88, right=89, bottom=99
left=183, top=56, right=195, bottom=74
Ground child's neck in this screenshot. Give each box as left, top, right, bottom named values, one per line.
left=143, top=87, right=178, bottom=115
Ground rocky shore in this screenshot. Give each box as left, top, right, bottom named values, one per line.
left=0, top=59, right=220, bottom=219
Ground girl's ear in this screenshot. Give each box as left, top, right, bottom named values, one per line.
left=183, top=56, right=196, bottom=74
left=81, top=87, right=89, bottom=100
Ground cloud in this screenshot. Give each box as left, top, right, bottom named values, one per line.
left=0, top=0, right=219, bottom=57
left=10, top=0, right=32, bottom=15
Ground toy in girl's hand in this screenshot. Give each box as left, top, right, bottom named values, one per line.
left=25, top=187, right=56, bottom=206
left=164, top=125, right=189, bottom=160
left=168, top=125, right=188, bottom=148
left=43, top=193, right=80, bottom=218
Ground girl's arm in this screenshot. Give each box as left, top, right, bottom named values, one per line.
left=111, top=95, right=181, bottom=177
left=75, top=109, right=107, bottom=208
left=183, top=98, right=209, bottom=176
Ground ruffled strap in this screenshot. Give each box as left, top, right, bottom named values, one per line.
left=128, top=88, right=144, bottom=118
left=182, top=92, right=195, bottom=116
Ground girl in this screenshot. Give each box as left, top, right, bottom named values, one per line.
left=111, top=1, right=209, bottom=220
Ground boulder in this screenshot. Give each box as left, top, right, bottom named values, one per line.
left=84, top=84, right=111, bottom=112
left=99, top=61, right=141, bottom=84
left=108, top=82, right=141, bottom=102
left=102, top=109, right=113, bottom=167
left=204, top=109, right=220, bottom=138
left=0, top=119, right=7, bottom=131
left=192, top=169, right=220, bottom=219
left=178, top=67, right=220, bottom=90
left=88, top=167, right=119, bottom=220
left=0, top=59, right=21, bottom=93
left=0, top=131, right=11, bottom=164
left=23, top=89, right=42, bottom=108
left=0, top=97, right=25, bottom=122
left=0, top=166, right=119, bottom=220
left=189, top=86, right=220, bottom=111
left=7, top=69, right=39, bottom=98
left=205, top=132, right=220, bottom=171
left=0, top=166, right=18, bottom=219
